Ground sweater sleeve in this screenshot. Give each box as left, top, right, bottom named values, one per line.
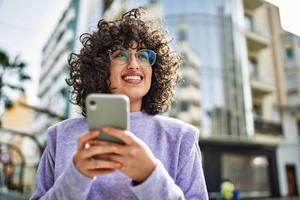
left=30, top=126, right=93, bottom=200
left=129, top=127, right=208, bottom=200
left=175, top=128, right=208, bottom=200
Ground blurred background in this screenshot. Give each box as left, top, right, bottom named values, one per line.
left=0, top=0, right=300, bottom=199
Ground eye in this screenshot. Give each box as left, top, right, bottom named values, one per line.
left=117, top=52, right=128, bottom=58
left=138, top=51, right=150, bottom=62
left=112, top=50, right=129, bottom=60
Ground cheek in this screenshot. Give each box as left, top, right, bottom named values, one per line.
left=146, top=70, right=152, bottom=86
left=109, top=66, right=121, bottom=83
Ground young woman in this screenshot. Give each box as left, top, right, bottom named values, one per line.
left=30, top=7, right=208, bottom=200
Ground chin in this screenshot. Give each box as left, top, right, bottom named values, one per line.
left=125, top=91, right=147, bottom=100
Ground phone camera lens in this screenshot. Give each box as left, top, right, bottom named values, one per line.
left=90, top=100, right=96, bottom=106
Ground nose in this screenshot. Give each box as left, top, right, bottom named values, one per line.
left=127, top=53, right=140, bottom=70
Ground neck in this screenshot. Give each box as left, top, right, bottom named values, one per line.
left=130, top=98, right=142, bottom=112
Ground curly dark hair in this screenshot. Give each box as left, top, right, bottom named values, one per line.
left=66, top=7, right=181, bottom=116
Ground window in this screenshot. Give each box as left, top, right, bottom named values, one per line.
left=244, top=15, right=254, bottom=32
left=287, top=88, right=298, bottom=96
left=285, top=47, right=294, bottom=59
left=249, top=57, right=258, bottom=66
left=180, top=102, right=188, bottom=111
left=103, top=0, right=113, bottom=12
left=253, top=103, right=262, bottom=117
left=297, top=120, right=300, bottom=137
left=178, top=29, right=187, bottom=42
left=222, top=154, right=270, bottom=196
left=67, top=18, right=75, bottom=29
left=249, top=56, right=258, bottom=77
left=67, top=40, right=73, bottom=51
left=56, top=31, right=64, bottom=43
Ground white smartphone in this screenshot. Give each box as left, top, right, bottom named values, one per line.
left=85, top=93, right=129, bottom=145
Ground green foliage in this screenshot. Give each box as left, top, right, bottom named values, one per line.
left=0, top=49, right=31, bottom=109
left=0, top=51, right=9, bottom=66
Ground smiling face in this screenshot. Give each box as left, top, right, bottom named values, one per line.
left=108, top=43, right=153, bottom=112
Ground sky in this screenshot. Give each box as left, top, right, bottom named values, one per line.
left=0, top=0, right=71, bottom=104
left=0, top=0, right=299, bottom=105
left=265, top=0, right=300, bottom=35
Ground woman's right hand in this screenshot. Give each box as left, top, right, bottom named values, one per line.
left=73, top=130, right=122, bottom=178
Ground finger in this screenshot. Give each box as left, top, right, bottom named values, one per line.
left=108, top=145, right=130, bottom=156
left=85, top=140, right=120, bottom=149
left=86, top=159, right=122, bottom=170
left=81, top=145, right=120, bottom=159
left=93, top=154, right=110, bottom=160
left=97, top=140, right=121, bottom=147
left=86, top=140, right=102, bottom=146
left=84, top=140, right=102, bottom=149
left=102, top=127, right=134, bottom=145
left=105, top=154, right=126, bottom=165
left=77, top=131, right=99, bottom=150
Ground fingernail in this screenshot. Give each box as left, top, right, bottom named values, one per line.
left=84, top=143, right=91, bottom=149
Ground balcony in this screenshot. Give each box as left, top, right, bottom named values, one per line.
left=243, top=0, right=263, bottom=11
left=249, top=63, right=275, bottom=96
left=254, top=117, right=283, bottom=136
left=246, top=31, right=270, bottom=52
left=250, top=77, right=274, bottom=96
left=244, top=14, right=270, bottom=52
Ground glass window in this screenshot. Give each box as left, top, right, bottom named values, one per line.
left=56, top=31, right=64, bottom=43
left=103, top=0, right=113, bottom=12
left=285, top=47, right=294, bottom=59
left=253, top=102, right=262, bottom=117
left=181, top=102, right=189, bottom=111
left=297, top=120, right=300, bottom=137
left=178, top=29, right=187, bottom=42
left=222, top=153, right=271, bottom=196
left=287, top=88, right=298, bottom=96
left=249, top=56, right=258, bottom=77
left=244, top=15, right=253, bottom=32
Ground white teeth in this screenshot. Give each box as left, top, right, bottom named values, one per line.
left=123, top=76, right=142, bottom=81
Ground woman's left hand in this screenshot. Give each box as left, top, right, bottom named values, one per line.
left=100, top=127, right=157, bottom=183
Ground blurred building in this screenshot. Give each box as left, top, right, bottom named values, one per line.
left=36, top=0, right=105, bottom=142
left=117, top=0, right=296, bottom=198
left=278, top=31, right=300, bottom=197
left=37, top=0, right=77, bottom=135
left=0, top=96, right=41, bottom=194
left=168, top=16, right=201, bottom=128
left=2, top=96, right=34, bottom=131
left=0, top=95, right=70, bottom=194
left=159, top=0, right=286, bottom=198
left=281, top=32, right=300, bottom=112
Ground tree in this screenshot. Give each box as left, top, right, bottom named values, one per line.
left=0, top=49, right=31, bottom=123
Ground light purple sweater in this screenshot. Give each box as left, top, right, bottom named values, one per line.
left=30, top=111, right=208, bottom=200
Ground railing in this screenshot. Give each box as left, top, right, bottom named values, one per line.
left=249, top=61, right=274, bottom=85
left=254, top=117, right=283, bottom=136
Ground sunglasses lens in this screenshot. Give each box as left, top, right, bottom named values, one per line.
left=109, top=49, right=156, bottom=66
left=138, top=50, right=156, bottom=65
left=110, top=50, right=129, bottom=64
